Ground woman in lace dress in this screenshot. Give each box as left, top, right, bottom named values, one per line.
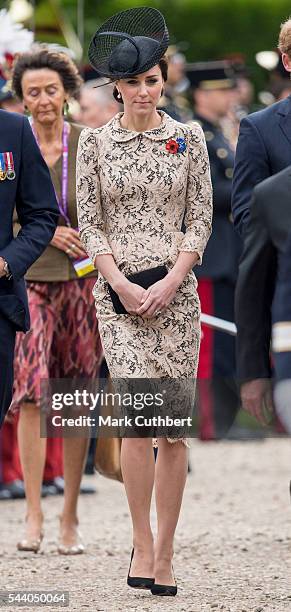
left=77, top=7, right=212, bottom=597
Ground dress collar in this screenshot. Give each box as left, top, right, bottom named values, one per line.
left=108, top=110, right=178, bottom=142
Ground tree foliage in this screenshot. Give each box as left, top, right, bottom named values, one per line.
left=35, top=0, right=291, bottom=87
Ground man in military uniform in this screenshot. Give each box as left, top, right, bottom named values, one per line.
left=188, top=61, right=242, bottom=439
left=0, top=109, right=59, bottom=428
left=158, top=46, right=191, bottom=122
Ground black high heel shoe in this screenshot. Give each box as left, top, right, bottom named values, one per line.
left=127, top=548, right=155, bottom=590
left=151, top=565, right=177, bottom=597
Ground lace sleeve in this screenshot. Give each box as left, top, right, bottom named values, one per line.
left=179, top=122, right=213, bottom=264
left=76, top=128, right=113, bottom=263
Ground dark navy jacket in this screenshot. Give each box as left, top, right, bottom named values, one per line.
left=272, top=233, right=291, bottom=381
left=235, top=166, right=291, bottom=381
left=0, top=110, right=59, bottom=332
left=194, top=114, right=241, bottom=283
left=232, top=96, right=291, bottom=236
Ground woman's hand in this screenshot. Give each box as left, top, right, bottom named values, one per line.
left=136, top=273, right=182, bottom=318
left=51, top=227, right=87, bottom=260
left=115, top=279, right=148, bottom=314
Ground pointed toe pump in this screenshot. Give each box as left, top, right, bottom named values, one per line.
left=151, top=565, right=177, bottom=597
left=127, top=548, right=155, bottom=590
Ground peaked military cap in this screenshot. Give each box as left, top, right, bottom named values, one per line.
left=186, top=61, right=236, bottom=90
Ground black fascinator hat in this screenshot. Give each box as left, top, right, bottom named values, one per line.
left=88, top=6, right=169, bottom=79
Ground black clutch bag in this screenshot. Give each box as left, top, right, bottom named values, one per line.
left=107, top=265, right=168, bottom=315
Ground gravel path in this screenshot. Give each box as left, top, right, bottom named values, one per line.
left=1, top=438, right=291, bottom=612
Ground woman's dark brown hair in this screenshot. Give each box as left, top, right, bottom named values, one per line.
left=113, top=56, right=168, bottom=103
left=12, top=45, right=83, bottom=100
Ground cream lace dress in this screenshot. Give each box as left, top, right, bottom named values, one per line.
left=76, top=111, right=212, bottom=446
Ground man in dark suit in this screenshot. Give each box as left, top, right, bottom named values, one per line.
left=232, top=18, right=291, bottom=235
left=188, top=61, right=241, bottom=438
left=0, top=109, right=59, bottom=427
left=232, top=18, right=291, bottom=412
left=231, top=93, right=291, bottom=234
left=235, top=166, right=291, bottom=421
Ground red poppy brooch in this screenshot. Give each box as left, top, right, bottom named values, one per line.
left=165, top=137, right=187, bottom=154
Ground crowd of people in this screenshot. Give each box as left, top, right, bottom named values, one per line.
left=0, top=4, right=290, bottom=598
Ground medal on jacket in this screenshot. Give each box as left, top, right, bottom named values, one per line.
left=3, top=152, right=16, bottom=180
left=0, top=153, right=7, bottom=181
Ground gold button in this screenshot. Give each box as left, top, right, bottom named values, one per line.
left=225, top=168, right=233, bottom=178
left=217, top=147, right=228, bottom=159
left=205, top=130, right=214, bottom=141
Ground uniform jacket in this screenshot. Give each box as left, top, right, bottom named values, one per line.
left=0, top=110, right=59, bottom=331
left=232, top=96, right=291, bottom=236
left=194, top=114, right=241, bottom=282
left=235, top=166, right=291, bottom=381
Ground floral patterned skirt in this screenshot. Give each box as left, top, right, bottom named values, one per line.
left=10, top=278, right=102, bottom=412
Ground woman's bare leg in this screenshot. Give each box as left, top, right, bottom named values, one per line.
left=154, top=438, right=188, bottom=585
left=121, top=438, right=155, bottom=577
left=17, top=403, right=46, bottom=539
left=59, top=436, right=89, bottom=547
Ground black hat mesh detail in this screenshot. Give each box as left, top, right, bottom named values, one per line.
left=88, top=7, right=169, bottom=79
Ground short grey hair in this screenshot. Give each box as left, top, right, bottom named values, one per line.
left=81, top=78, right=116, bottom=105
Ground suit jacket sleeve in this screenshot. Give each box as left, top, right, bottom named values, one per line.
left=272, top=234, right=291, bottom=324
left=272, top=234, right=291, bottom=381
left=235, top=188, right=276, bottom=380
left=0, top=117, right=59, bottom=281
left=231, top=116, right=271, bottom=237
